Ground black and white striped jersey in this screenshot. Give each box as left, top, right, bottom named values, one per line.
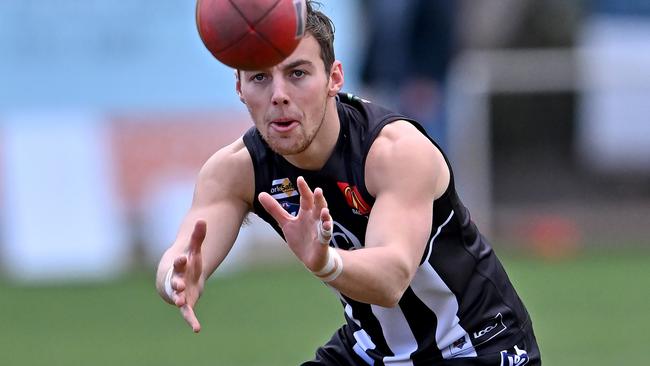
left=243, top=93, right=534, bottom=365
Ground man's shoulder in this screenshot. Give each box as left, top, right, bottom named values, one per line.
left=368, top=121, right=436, bottom=164
left=375, top=120, right=422, bottom=140
left=204, top=137, right=250, bottom=167
left=366, top=121, right=449, bottom=198
left=198, top=137, right=255, bottom=203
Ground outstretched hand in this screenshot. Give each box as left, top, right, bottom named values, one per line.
left=258, top=176, right=332, bottom=272
left=169, top=220, right=206, bottom=333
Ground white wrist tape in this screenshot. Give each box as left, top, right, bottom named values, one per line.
left=312, top=247, right=343, bottom=282
left=163, top=266, right=175, bottom=301
left=317, top=219, right=333, bottom=245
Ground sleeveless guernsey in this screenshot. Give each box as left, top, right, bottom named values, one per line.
left=243, top=93, right=533, bottom=364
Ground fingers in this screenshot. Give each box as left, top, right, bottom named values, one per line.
left=169, top=224, right=205, bottom=333
left=171, top=274, right=185, bottom=292
left=259, top=177, right=328, bottom=231
left=297, top=176, right=314, bottom=211
left=314, top=187, right=332, bottom=244
left=189, top=220, right=207, bottom=254
left=173, top=290, right=186, bottom=307
left=317, top=207, right=333, bottom=245
left=314, top=187, right=328, bottom=211
left=174, top=291, right=201, bottom=333
left=180, top=304, right=201, bottom=333
left=173, top=255, right=187, bottom=272
left=171, top=254, right=187, bottom=285
left=320, top=207, right=332, bottom=229
left=258, top=192, right=293, bottom=227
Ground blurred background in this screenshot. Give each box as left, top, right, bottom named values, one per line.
left=1, top=0, right=649, bottom=365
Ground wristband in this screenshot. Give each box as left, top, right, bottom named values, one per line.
left=163, top=266, right=175, bottom=301
left=312, top=247, right=343, bottom=282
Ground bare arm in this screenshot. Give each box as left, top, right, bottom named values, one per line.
left=155, top=138, right=254, bottom=331
left=329, top=121, right=450, bottom=306
left=258, top=121, right=450, bottom=307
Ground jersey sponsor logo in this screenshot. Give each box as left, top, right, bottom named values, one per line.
left=337, top=182, right=371, bottom=216
left=471, top=313, right=507, bottom=347
left=270, top=178, right=298, bottom=199
left=500, top=345, right=529, bottom=366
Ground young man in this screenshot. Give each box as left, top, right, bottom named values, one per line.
left=156, top=2, right=540, bottom=365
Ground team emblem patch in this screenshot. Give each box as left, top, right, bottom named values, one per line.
left=447, top=334, right=474, bottom=356
left=336, top=182, right=371, bottom=215
left=452, top=336, right=467, bottom=350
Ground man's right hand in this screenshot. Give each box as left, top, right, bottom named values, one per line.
left=168, top=220, right=207, bottom=333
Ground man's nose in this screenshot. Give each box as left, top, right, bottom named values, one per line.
left=271, top=80, right=290, bottom=106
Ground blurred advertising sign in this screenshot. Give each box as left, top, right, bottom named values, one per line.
left=1, top=112, right=128, bottom=281
left=578, top=17, right=650, bottom=173
left=0, top=0, right=237, bottom=110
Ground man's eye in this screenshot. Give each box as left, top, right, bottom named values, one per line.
left=251, top=74, right=266, bottom=82
left=292, top=70, right=305, bottom=78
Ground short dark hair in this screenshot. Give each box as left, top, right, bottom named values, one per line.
left=305, top=1, right=336, bottom=74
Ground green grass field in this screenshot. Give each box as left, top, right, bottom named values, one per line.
left=1, top=248, right=648, bottom=366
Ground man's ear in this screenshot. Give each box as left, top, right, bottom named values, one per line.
left=237, top=86, right=245, bottom=104
left=327, top=61, right=344, bottom=97
left=234, top=70, right=246, bottom=104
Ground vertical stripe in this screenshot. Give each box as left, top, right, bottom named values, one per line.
left=343, top=294, right=393, bottom=356
left=360, top=211, right=455, bottom=364
left=345, top=304, right=377, bottom=365
left=369, top=305, right=417, bottom=365
left=410, top=263, right=477, bottom=359
left=398, top=287, right=444, bottom=362
left=423, top=211, right=455, bottom=263
left=353, top=342, right=376, bottom=365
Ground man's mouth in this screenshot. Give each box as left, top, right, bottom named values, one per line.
left=270, top=119, right=299, bottom=132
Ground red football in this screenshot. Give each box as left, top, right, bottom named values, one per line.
left=196, top=0, right=307, bottom=70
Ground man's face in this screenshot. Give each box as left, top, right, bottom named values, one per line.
left=237, top=35, right=334, bottom=156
